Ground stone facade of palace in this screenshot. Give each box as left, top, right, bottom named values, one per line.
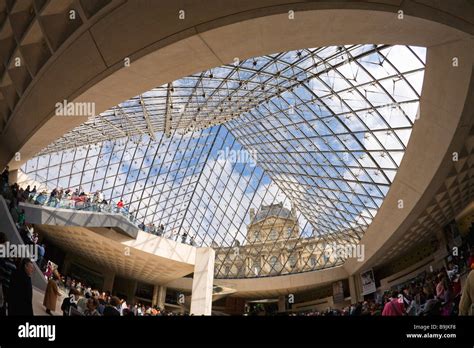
left=214, top=203, right=360, bottom=278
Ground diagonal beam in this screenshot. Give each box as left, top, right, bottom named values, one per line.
left=139, top=95, right=156, bottom=141
left=164, top=82, right=173, bottom=137
left=100, top=115, right=128, bottom=138
left=116, top=106, right=146, bottom=139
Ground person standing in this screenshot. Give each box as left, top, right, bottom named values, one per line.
left=37, top=244, right=45, bottom=268
left=459, top=268, right=474, bottom=315
left=24, top=185, right=31, bottom=199
left=43, top=272, right=61, bottom=315
left=435, top=273, right=447, bottom=300
left=1, top=166, right=9, bottom=187
left=157, top=224, right=164, bottom=236
left=103, top=296, right=121, bottom=316
left=84, top=298, right=100, bottom=316
left=7, top=258, right=34, bottom=316
left=120, top=298, right=128, bottom=315
left=467, top=250, right=474, bottom=271
left=61, top=289, right=79, bottom=316
left=76, top=291, right=91, bottom=313
left=116, top=199, right=124, bottom=213
left=381, top=291, right=405, bottom=316
left=17, top=209, right=25, bottom=226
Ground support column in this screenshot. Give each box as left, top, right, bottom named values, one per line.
left=61, top=253, right=72, bottom=275
left=102, top=272, right=115, bottom=293
left=357, top=274, right=365, bottom=302
left=190, top=247, right=215, bottom=315
left=278, top=295, right=286, bottom=313
left=158, top=286, right=166, bottom=309
left=349, top=275, right=362, bottom=304
left=152, top=285, right=159, bottom=306
left=152, top=285, right=167, bottom=308
left=129, top=280, right=138, bottom=304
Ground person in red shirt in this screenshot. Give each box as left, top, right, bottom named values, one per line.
left=116, top=199, right=124, bottom=213
left=382, top=291, right=405, bottom=316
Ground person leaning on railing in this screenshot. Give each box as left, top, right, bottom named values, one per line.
left=116, top=199, right=124, bottom=213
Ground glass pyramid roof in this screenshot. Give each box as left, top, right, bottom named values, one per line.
left=22, top=44, right=426, bottom=278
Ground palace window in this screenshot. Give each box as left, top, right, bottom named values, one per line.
left=254, top=230, right=260, bottom=241
left=269, top=256, right=281, bottom=272
left=253, top=259, right=261, bottom=275
left=269, top=229, right=278, bottom=240
left=288, top=254, right=297, bottom=268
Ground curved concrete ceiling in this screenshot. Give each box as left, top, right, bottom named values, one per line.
left=36, top=224, right=197, bottom=284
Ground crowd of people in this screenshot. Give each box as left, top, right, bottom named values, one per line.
left=43, top=273, right=188, bottom=317
left=282, top=254, right=474, bottom=317
left=0, top=254, right=189, bottom=317
left=2, top=165, right=473, bottom=317
left=31, top=186, right=117, bottom=215
left=138, top=222, right=164, bottom=235
left=0, top=171, right=46, bottom=268
left=0, top=167, right=48, bottom=316
left=136, top=222, right=196, bottom=245
left=0, top=166, right=188, bottom=317
left=0, top=170, right=131, bottom=222
left=1, top=166, right=197, bottom=246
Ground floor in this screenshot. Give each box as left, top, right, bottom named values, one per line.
left=32, top=286, right=66, bottom=316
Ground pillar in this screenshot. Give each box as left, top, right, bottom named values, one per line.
left=130, top=280, right=138, bottom=304
left=190, top=247, right=215, bottom=315
left=152, top=285, right=166, bottom=308
left=61, top=253, right=72, bottom=275
left=152, top=285, right=158, bottom=306
left=102, top=272, right=115, bottom=293
left=158, top=286, right=166, bottom=309
left=349, top=275, right=362, bottom=304
left=278, top=295, right=286, bottom=313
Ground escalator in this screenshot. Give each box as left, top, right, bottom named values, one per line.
left=0, top=196, right=47, bottom=291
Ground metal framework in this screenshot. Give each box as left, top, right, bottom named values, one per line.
left=22, top=44, right=426, bottom=278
